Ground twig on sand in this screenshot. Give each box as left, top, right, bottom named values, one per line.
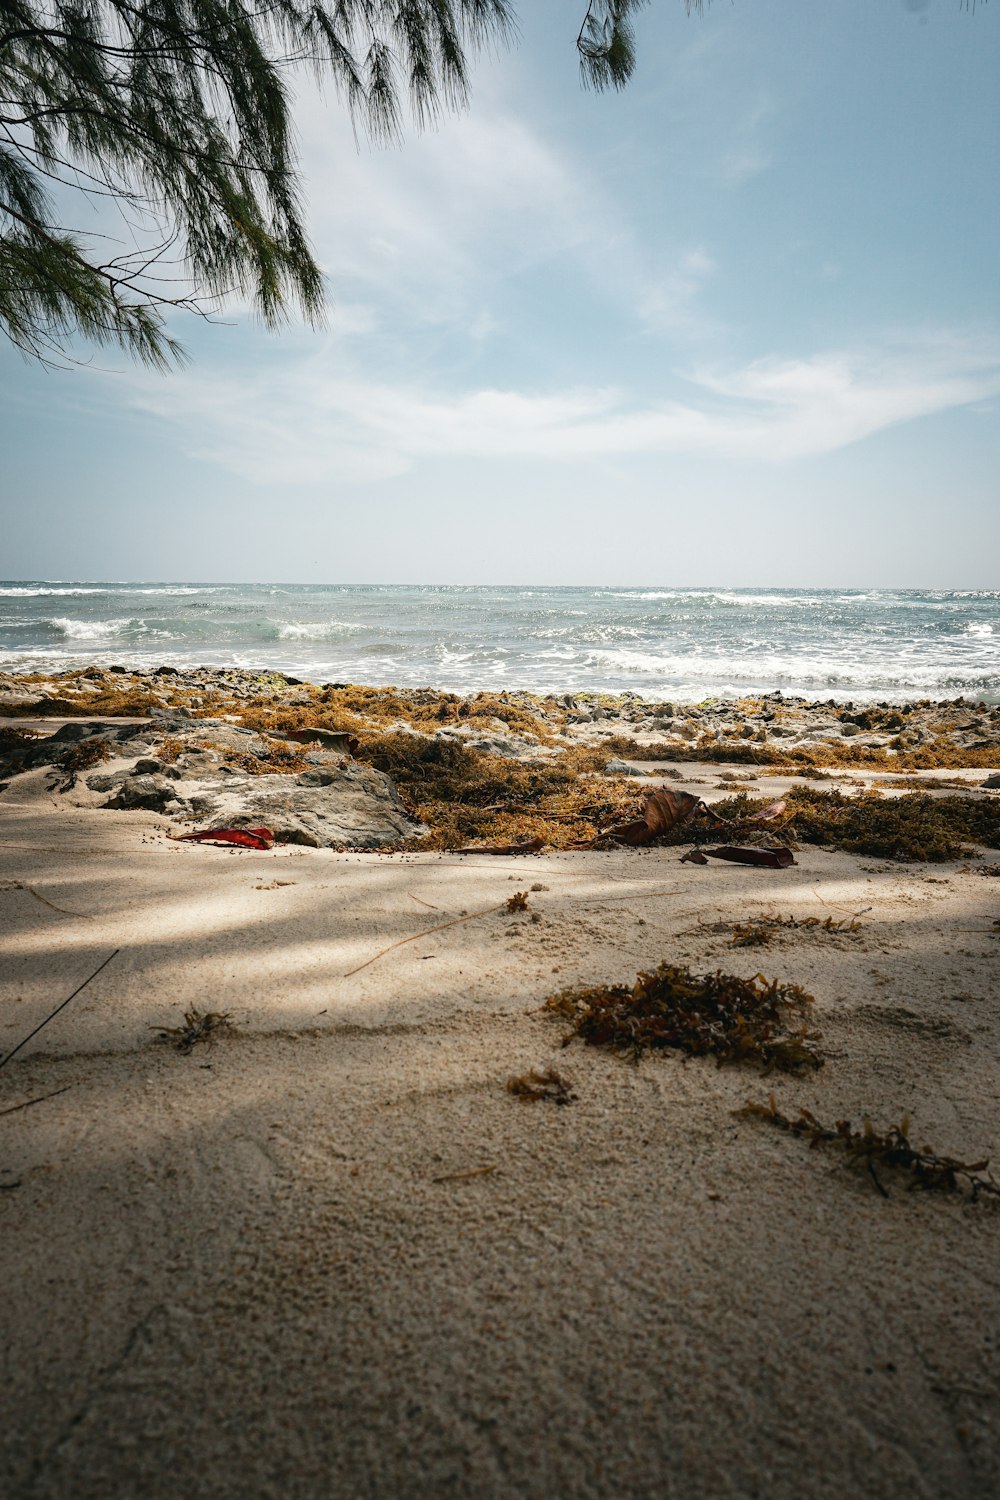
left=344, top=905, right=503, bottom=977
left=0, top=1085, right=73, bottom=1118
left=0, top=949, right=120, bottom=1069
left=0, top=880, right=92, bottom=920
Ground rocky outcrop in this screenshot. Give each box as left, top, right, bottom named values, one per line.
left=0, top=718, right=425, bottom=849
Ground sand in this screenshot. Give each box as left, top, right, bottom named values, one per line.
left=2, top=751, right=999, bottom=1498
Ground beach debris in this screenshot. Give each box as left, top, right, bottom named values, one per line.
left=282, top=726, right=360, bottom=754
left=737, top=1094, right=1000, bottom=1201
left=730, top=913, right=862, bottom=947
left=782, top=786, right=1000, bottom=862
left=0, top=1085, right=74, bottom=1118
left=453, top=837, right=546, bottom=856
left=153, top=1008, right=234, bottom=1052
left=681, top=845, right=797, bottom=869
left=588, top=787, right=703, bottom=847
left=0, top=949, right=120, bottom=1070
left=546, top=963, right=822, bottom=1072
left=0, top=880, right=93, bottom=919
left=505, top=891, right=530, bottom=913
left=432, top=1163, right=499, bottom=1184
left=506, top=1067, right=576, bottom=1105
left=170, top=826, right=275, bottom=850
left=344, top=903, right=507, bottom=977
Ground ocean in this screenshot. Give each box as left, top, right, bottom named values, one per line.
left=0, top=583, right=997, bottom=704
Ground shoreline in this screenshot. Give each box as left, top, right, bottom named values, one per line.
left=3, top=657, right=999, bottom=710
left=2, top=663, right=999, bottom=1497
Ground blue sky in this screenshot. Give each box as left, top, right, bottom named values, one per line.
left=2, top=0, right=998, bottom=586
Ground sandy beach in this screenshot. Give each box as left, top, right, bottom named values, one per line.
left=2, top=669, right=999, bottom=1499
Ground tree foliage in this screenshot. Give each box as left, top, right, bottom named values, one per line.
left=0, top=0, right=699, bottom=369
left=577, top=1, right=701, bottom=92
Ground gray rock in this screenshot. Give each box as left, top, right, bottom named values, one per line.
left=604, top=758, right=644, bottom=776
left=982, top=774, right=1000, bottom=789
left=107, top=774, right=180, bottom=811
left=103, top=761, right=422, bottom=847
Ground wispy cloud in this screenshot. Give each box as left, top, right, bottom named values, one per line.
left=721, top=91, right=777, bottom=183
left=127, top=334, right=1000, bottom=484
left=291, top=81, right=719, bottom=344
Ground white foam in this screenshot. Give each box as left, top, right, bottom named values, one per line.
left=0, top=586, right=110, bottom=597
left=49, top=616, right=136, bottom=639
left=276, top=620, right=366, bottom=641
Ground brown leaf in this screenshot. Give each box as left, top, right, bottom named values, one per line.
left=707, top=798, right=788, bottom=825
left=601, top=788, right=704, bottom=847
left=698, top=846, right=796, bottom=868
left=752, top=799, right=788, bottom=822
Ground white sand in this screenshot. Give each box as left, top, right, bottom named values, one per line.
left=2, top=766, right=999, bottom=1498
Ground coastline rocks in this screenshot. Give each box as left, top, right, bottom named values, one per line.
left=0, top=717, right=424, bottom=849
left=98, top=762, right=422, bottom=848
left=604, top=758, right=644, bottom=776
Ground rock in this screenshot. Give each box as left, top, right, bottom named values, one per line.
left=100, top=759, right=422, bottom=847
left=107, top=774, right=178, bottom=811
left=0, top=715, right=425, bottom=849
left=983, top=774, right=1000, bottom=789
left=604, top=759, right=644, bottom=776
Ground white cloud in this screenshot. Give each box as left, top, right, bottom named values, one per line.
left=126, top=334, right=1000, bottom=484
left=721, top=91, right=777, bottom=183
left=291, top=80, right=718, bottom=342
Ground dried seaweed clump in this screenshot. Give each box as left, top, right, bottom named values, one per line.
left=545, top=963, right=822, bottom=1072
left=505, top=891, right=530, bottom=913
left=354, top=733, right=644, bottom=850
left=738, top=1095, right=1000, bottom=1201
left=694, top=787, right=1000, bottom=862
left=785, top=787, right=1000, bottom=862
left=731, top=913, right=862, bottom=947
left=153, top=1009, right=234, bottom=1052
left=506, top=1068, right=576, bottom=1105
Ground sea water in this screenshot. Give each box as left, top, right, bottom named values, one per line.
left=0, top=583, right=997, bottom=704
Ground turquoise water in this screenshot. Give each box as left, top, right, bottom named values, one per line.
left=0, top=582, right=997, bottom=703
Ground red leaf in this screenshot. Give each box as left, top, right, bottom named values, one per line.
left=170, top=827, right=275, bottom=850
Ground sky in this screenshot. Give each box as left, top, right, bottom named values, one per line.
left=1, top=0, right=998, bottom=587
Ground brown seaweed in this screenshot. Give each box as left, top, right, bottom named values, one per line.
left=506, top=1067, right=576, bottom=1105
left=153, top=1008, right=234, bottom=1052
left=545, top=963, right=822, bottom=1072
left=730, top=913, right=862, bottom=947
left=738, top=1094, right=1000, bottom=1200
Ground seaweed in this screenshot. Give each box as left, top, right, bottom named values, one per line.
left=352, top=732, right=645, bottom=850
left=153, top=1008, right=234, bottom=1052
left=505, top=891, right=530, bottom=913
left=506, top=1068, right=576, bottom=1105
left=730, top=913, right=862, bottom=947
left=190, top=739, right=313, bottom=776
left=545, top=963, right=822, bottom=1072
left=668, top=787, right=1000, bottom=863
left=737, top=1095, right=1000, bottom=1201
left=784, top=786, right=1000, bottom=862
